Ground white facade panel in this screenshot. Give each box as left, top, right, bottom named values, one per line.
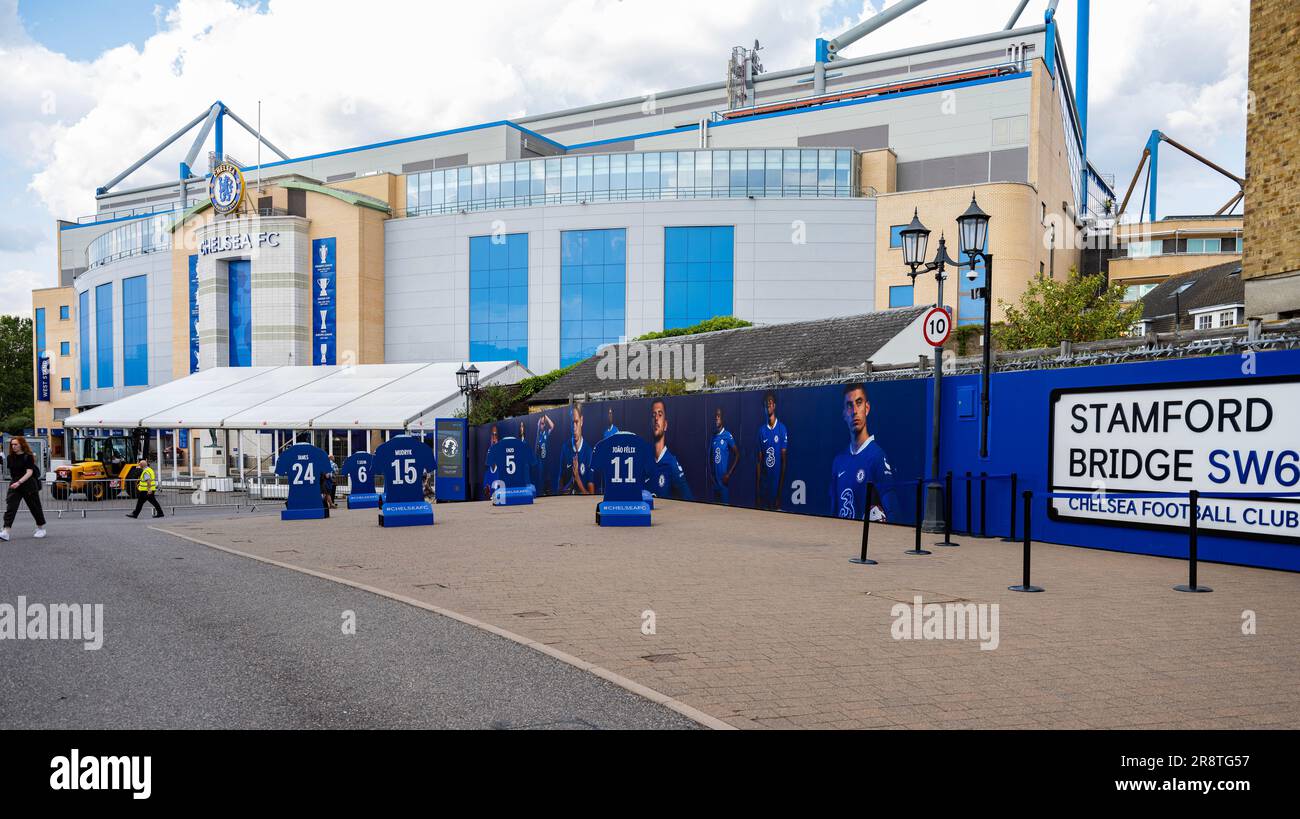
left=384, top=197, right=876, bottom=374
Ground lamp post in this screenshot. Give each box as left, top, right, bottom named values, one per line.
left=900, top=193, right=994, bottom=530
left=456, top=363, right=480, bottom=418
left=955, top=194, right=994, bottom=459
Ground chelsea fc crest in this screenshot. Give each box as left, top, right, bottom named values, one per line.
left=209, top=161, right=246, bottom=215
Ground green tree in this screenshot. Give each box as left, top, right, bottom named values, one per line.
left=633, top=315, right=751, bottom=341
left=995, top=269, right=1141, bottom=351
left=457, top=362, right=579, bottom=426
left=0, top=315, right=34, bottom=434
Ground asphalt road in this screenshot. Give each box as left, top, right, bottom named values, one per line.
left=0, top=510, right=698, bottom=729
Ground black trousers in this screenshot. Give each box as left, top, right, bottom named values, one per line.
left=131, top=491, right=164, bottom=517
left=4, top=486, right=46, bottom=528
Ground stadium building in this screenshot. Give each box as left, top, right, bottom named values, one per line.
left=32, top=2, right=1112, bottom=464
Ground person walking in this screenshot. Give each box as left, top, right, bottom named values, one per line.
left=2, top=436, right=47, bottom=541
left=125, top=457, right=164, bottom=519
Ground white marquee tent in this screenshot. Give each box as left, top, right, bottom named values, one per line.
left=62, top=361, right=529, bottom=431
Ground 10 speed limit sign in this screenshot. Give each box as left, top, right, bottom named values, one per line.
left=922, top=306, right=952, bottom=347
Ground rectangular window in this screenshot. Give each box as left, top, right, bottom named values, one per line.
left=35, top=307, right=45, bottom=358
left=663, top=226, right=733, bottom=330
left=61, top=377, right=71, bottom=392
left=79, top=289, right=90, bottom=390
left=60, top=341, right=70, bottom=356
left=469, top=233, right=528, bottom=365
left=560, top=228, right=626, bottom=367
left=1196, top=314, right=1213, bottom=330
left=59, top=305, right=70, bottom=321
left=1219, top=310, right=1236, bottom=327
left=228, top=260, right=252, bottom=366
left=122, top=274, right=148, bottom=386
left=889, top=285, right=914, bottom=308
left=95, top=282, right=113, bottom=388
left=889, top=225, right=907, bottom=248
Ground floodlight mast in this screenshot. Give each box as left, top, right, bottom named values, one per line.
left=813, top=0, right=928, bottom=94
left=95, top=101, right=293, bottom=215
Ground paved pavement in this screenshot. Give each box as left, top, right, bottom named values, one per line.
left=0, top=511, right=699, bottom=729
left=160, top=496, right=1300, bottom=729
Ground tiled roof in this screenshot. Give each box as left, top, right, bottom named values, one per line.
left=532, top=306, right=928, bottom=402
left=1140, top=260, right=1244, bottom=322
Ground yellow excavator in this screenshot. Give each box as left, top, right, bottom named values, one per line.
left=51, top=429, right=146, bottom=501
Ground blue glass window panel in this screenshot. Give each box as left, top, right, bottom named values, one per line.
left=122, top=274, right=148, bottom=387
left=227, top=260, right=252, bottom=367
left=665, top=285, right=688, bottom=321
left=79, top=289, right=90, bottom=388
left=95, top=282, right=114, bottom=387
left=670, top=230, right=691, bottom=265
left=889, top=285, right=914, bottom=308
left=60, top=305, right=70, bottom=320
left=889, top=225, right=907, bottom=248
left=61, top=377, right=71, bottom=391
left=507, top=233, right=527, bottom=267
left=561, top=232, right=581, bottom=264
left=60, top=341, right=70, bottom=356
left=581, top=282, right=603, bottom=315
left=508, top=289, right=527, bottom=322
left=603, top=281, right=625, bottom=316
left=606, top=229, right=624, bottom=260
left=560, top=228, right=626, bottom=366
left=35, top=307, right=45, bottom=356
left=469, top=232, right=528, bottom=364
left=469, top=236, right=488, bottom=268
left=663, top=226, right=734, bottom=328
left=710, top=228, right=733, bottom=262
left=709, top=283, right=732, bottom=317
left=582, top=230, right=605, bottom=264
left=687, top=280, right=709, bottom=318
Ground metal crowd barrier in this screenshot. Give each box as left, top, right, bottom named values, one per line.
left=7, top=477, right=257, bottom=518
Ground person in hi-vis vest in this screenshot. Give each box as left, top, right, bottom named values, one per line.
left=125, top=457, right=164, bottom=519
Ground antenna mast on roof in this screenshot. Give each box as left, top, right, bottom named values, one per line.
left=725, top=40, right=764, bottom=110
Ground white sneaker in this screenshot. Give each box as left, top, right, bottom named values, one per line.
left=34, top=528, right=47, bottom=539
left=0, top=530, right=9, bottom=541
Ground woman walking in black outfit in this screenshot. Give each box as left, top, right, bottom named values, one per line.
left=2, top=436, right=47, bottom=541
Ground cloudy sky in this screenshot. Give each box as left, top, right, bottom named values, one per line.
left=0, top=0, right=1251, bottom=316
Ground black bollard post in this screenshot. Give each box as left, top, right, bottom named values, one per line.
left=1174, top=489, right=1212, bottom=593
left=979, top=471, right=988, bottom=538
left=850, top=480, right=879, bottom=565
left=935, top=471, right=959, bottom=547
left=1001, top=472, right=1019, bottom=542
left=965, top=471, right=973, bottom=535
left=906, top=480, right=931, bottom=556
left=1009, top=490, right=1043, bottom=592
